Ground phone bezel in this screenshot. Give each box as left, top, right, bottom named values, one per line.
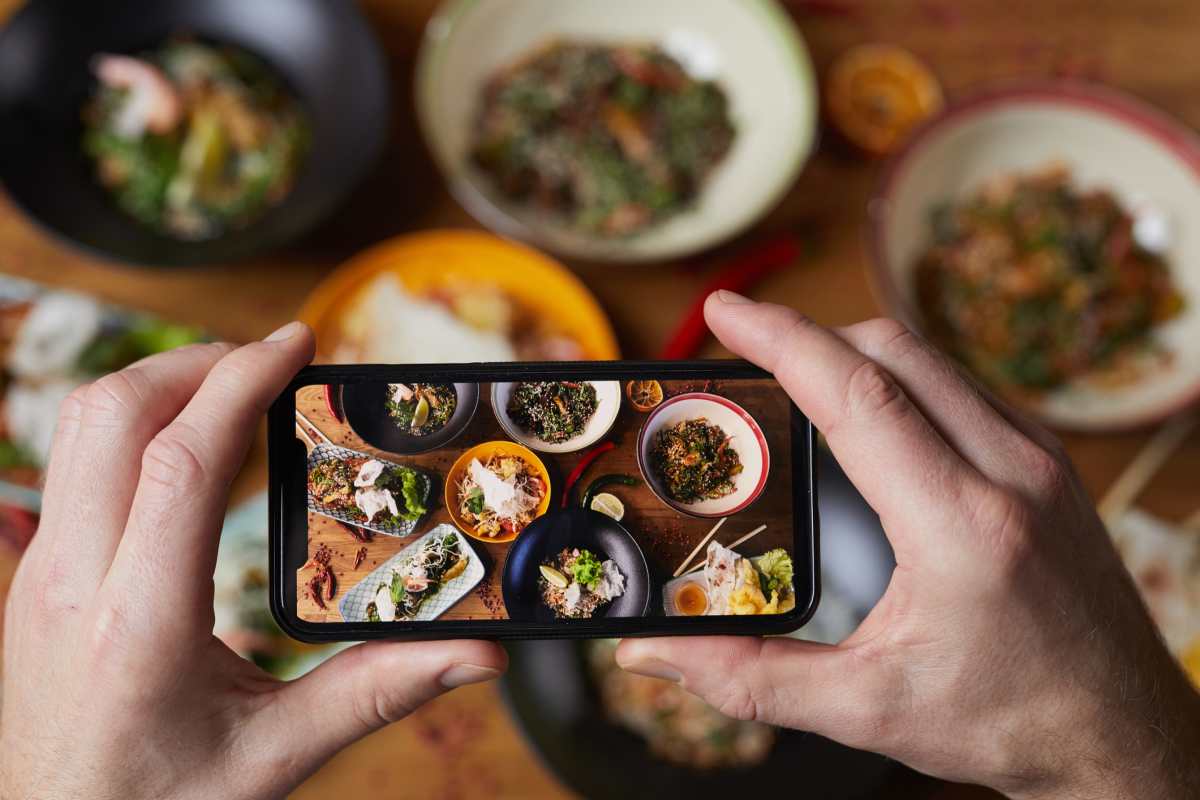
left=268, top=360, right=819, bottom=641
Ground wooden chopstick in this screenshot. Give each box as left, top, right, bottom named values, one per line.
left=294, top=421, right=316, bottom=449
left=683, top=524, right=769, bottom=576
left=673, top=517, right=727, bottom=577
left=1098, top=414, right=1196, bottom=528
left=295, top=408, right=334, bottom=446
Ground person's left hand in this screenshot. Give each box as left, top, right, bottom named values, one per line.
left=0, top=323, right=507, bottom=800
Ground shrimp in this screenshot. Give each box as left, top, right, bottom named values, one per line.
left=92, top=54, right=183, bottom=137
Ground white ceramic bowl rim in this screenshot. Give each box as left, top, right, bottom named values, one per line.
left=414, top=0, right=817, bottom=263
left=636, top=391, right=770, bottom=517
left=868, top=79, right=1200, bottom=430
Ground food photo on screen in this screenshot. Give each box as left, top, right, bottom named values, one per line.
left=284, top=374, right=805, bottom=630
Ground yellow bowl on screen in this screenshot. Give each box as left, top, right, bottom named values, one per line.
left=444, top=440, right=552, bottom=544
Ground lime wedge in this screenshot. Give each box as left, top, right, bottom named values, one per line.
left=411, top=396, right=430, bottom=429
left=539, top=565, right=569, bottom=589
left=589, top=492, right=625, bottom=521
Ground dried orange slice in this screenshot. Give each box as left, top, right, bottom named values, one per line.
left=826, top=44, right=943, bottom=157
left=626, top=380, right=664, bottom=412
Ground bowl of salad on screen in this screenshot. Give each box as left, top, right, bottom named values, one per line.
left=491, top=380, right=621, bottom=453
left=445, top=441, right=552, bottom=543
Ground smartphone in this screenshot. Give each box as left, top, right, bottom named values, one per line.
left=268, top=361, right=818, bottom=641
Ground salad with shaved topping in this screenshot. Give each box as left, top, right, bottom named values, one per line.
left=456, top=454, right=546, bottom=537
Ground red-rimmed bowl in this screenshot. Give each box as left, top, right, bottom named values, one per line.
left=868, top=81, right=1200, bottom=432
left=636, top=392, right=769, bottom=518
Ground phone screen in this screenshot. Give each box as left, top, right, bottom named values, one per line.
left=271, top=363, right=816, bottom=640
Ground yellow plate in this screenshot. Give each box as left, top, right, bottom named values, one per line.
left=298, top=229, right=620, bottom=360
left=444, top=440, right=552, bottom=544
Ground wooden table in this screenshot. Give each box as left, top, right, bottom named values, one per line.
left=2, top=1, right=1199, bottom=798
left=295, top=379, right=794, bottom=623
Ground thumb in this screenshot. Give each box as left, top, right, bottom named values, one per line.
left=616, top=636, right=889, bottom=746
left=241, top=639, right=506, bottom=795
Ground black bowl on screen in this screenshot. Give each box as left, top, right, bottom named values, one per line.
left=340, top=382, right=479, bottom=455
left=502, top=507, right=651, bottom=622
left=0, top=0, right=389, bottom=266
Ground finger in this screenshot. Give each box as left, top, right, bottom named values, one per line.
left=704, top=292, right=987, bottom=541
left=616, top=637, right=889, bottom=747
left=105, top=323, right=314, bottom=616
left=239, top=640, right=507, bottom=798
left=33, top=343, right=237, bottom=594
left=834, top=319, right=1062, bottom=497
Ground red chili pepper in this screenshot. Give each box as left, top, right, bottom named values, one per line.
left=659, top=234, right=801, bottom=359
left=561, top=441, right=616, bottom=508
left=323, top=384, right=344, bottom=422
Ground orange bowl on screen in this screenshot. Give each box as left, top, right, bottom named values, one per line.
left=444, top=440, right=552, bottom=544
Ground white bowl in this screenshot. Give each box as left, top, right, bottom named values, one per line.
left=416, top=0, right=817, bottom=263
left=492, top=380, right=621, bottom=453
left=637, top=392, right=769, bottom=518
left=870, top=81, right=1200, bottom=431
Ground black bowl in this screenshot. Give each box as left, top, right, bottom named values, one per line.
left=502, top=507, right=651, bottom=622
left=0, top=0, right=390, bottom=266
left=340, top=382, right=479, bottom=455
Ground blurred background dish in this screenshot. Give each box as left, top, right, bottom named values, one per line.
left=637, top=392, right=770, bottom=518
left=870, top=82, right=1200, bottom=431
left=416, top=0, right=817, bottom=262
left=492, top=380, right=622, bottom=454
left=0, top=0, right=389, bottom=266
left=297, top=230, right=620, bottom=363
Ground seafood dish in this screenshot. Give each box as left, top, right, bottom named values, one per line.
left=0, top=279, right=204, bottom=488
left=82, top=38, right=308, bottom=240
left=307, top=455, right=427, bottom=527
left=649, top=418, right=743, bottom=503
left=588, top=639, right=775, bottom=768
left=364, top=530, right=469, bottom=622
left=915, top=165, right=1185, bottom=393
left=538, top=547, right=626, bottom=619
left=385, top=382, right=457, bottom=435
left=505, top=381, right=598, bottom=444
left=456, top=453, right=547, bottom=538
left=704, top=542, right=794, bottom=616
left=470, top=41, right=736, bottom=237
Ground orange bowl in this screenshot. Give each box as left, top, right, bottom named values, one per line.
left=444, top=440, right=552, bottom=543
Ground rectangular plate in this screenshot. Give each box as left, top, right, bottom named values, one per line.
left=338, top=524, right=485, bottom=622
left=306, top=443, right=433, bottom=537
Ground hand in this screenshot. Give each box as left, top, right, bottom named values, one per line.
left=0, top=323, right=507, bottom=800
left=618, top=292, right=1200, bottom=799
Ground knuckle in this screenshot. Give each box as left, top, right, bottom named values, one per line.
left=711, top=680, right=762, bottom=723
left=1023, top=444, right=1068, bottom=499
left=973, top=487, right=1037, bottom=569
left=842, top=359, right=907, bottom=422
left=860, top=317, right=912, bottom=352
left=81, top=370, right=147, bottom=423
left=140, top=426, right=209, bottom=490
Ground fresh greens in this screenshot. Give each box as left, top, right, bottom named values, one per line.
left=756, top=549, right=793, bottom=596
left=568, top=549, right=603, bottom=592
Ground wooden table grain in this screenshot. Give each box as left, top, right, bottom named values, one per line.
left=2, top=1, right=1200, bottom=798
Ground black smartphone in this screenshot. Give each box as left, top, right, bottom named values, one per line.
left=268, top=360, right=818, bottom=641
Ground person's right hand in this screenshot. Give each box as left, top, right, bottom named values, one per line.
left=618, top=291, right=1200, bottom=800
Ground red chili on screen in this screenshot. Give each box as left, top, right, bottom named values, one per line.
left=561, top=441, right=616, bottom=507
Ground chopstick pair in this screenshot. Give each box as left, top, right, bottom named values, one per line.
left=673, top=521, right=769, bottom=577
left=295, top=408, right=333, bottom=449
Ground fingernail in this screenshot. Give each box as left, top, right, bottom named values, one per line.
left=714, top=289, right=754, bottom=305
left=440, top=663, right=502, bottom=689
left=264, top=321, right=302, bottom=342
left=619, top=657, right=682, bottom=683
